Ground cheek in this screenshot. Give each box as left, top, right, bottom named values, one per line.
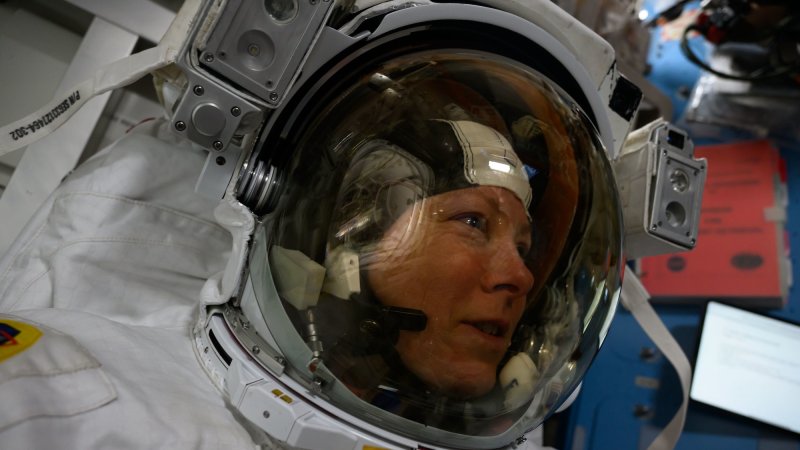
left=394, top=313, right=451, bottom=366
left=366, top=236, right=444, bottom=307
left=366, top=251, right=429, bottom=310
left=367, top=232, right=482, bottom=323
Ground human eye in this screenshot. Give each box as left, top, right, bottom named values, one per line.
left=516, top=231, right=532, bottom=258
left=517, top=242, right=531, bottom=258
left=453, top=213, right=487, bottom=232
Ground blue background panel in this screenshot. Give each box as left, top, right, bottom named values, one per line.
left=554, top=1, right=800, bottom=447
left=557, top=90, right=800, bottom=450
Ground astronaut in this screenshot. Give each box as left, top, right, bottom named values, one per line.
left=0, top=0, right=657, bottom=448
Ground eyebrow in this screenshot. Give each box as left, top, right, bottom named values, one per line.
left=434, top=188, right=531, bottom=233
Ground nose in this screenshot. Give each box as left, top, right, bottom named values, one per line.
left=481, top=240, right=535, bottom=297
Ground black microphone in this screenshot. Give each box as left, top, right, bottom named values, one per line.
left=380, top=306, right=427, bottom=332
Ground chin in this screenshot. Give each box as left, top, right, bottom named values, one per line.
left=435, top=364, right=497, bottom=399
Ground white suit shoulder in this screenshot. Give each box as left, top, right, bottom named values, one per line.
left=0, top=119, right=264, bottom=448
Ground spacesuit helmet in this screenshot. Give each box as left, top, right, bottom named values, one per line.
left=240, top=47, right=624, bottom=448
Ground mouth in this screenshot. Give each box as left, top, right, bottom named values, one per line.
left=466, top=321, right=507, bottom=338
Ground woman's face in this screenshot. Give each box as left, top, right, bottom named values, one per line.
left=367, top=185, right=534, bottom=399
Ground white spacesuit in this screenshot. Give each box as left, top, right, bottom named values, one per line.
left=0, top=119, right=264, bottom=448
left=0, top=0, right=697, bottom=449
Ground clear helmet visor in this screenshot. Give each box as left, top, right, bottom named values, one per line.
left=249, top=49, right=623, bottom=446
